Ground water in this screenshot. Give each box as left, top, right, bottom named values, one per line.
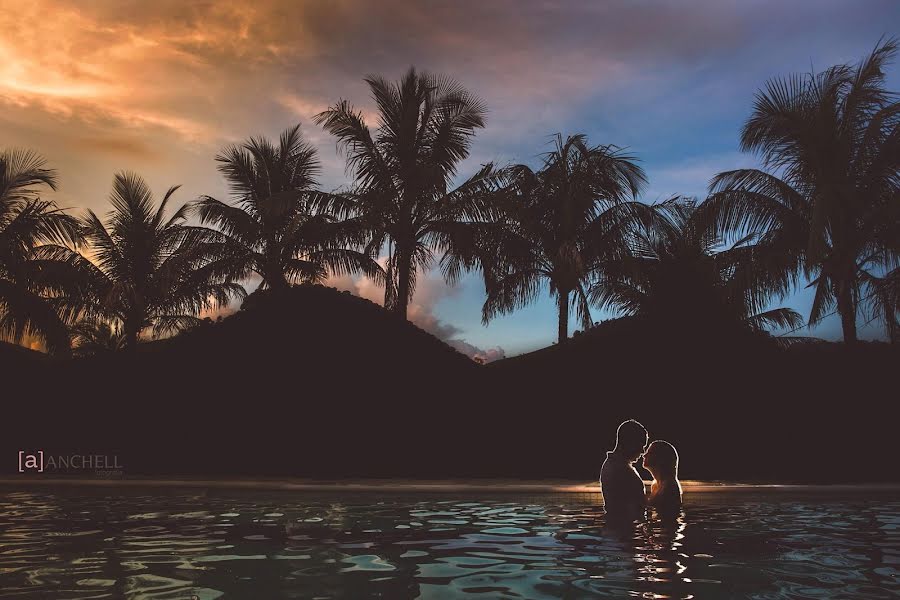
left=0, top=489, right=897, bottom=599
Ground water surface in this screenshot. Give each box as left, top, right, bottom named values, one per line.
left=0, top=489, right=896, bottom=598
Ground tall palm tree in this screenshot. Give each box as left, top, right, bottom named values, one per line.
left=0, top=149, right=82, bottom=356
left=481, top=134, right=647, bottom=344
left=315, top=68, right=501, bottom=317
left=704, top=39, right=900, bottom=343
left=590, top=197, right=802, bottom=333
left=193, top=124, right=384, bottom=292
left=45, top=172, right=245, bottom=349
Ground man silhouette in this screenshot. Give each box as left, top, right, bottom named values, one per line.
left=600, top=419, right=648, bottom=519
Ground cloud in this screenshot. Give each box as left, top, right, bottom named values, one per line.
left=328, top=265, right=505, bottom=363
left=445, top=340, right=506, bottom=364
left=1, top=0, right=896, bottom=350
left=198, top=305, right=237, bottom=321
left=76, top=136, right=162, bottom=160
left=3, top=0, right=894, bottom=207
left=645, top=152, right=760, bottom=200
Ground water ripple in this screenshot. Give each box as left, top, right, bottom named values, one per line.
left=0, top=491, right=896, bottom=598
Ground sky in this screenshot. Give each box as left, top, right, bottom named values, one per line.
left=1, top=0, right=898, bottom=358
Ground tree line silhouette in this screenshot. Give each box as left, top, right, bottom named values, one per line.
left=1, top=40, right=898, bottom=357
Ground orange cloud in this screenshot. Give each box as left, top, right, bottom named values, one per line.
left=0, top=1, right=304, bottom=145
left=0, top=0, right=667, bottom=216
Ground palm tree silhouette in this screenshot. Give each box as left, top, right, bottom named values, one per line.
left=48, top=172, right=245, bottom=349
left=315, top=68, right=501, bottom=317
left=863, top=267, right=899, bottom=343
left=480, top=134, right=646, bottom=344
left=705, top=39, right=900, bottom=343
left=590, top=197, right=802, bottom=333
left=194, top=124, right=383, bottom=292
left=71, top=320, right=127, bottom=356
left=0, top=149, right=82, bottom=356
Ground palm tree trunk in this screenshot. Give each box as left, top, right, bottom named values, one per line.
left=125, top=304, right=143, bottom=351
left=265, top=259, right=289, bottom=292
left=125, top=324, right=140, bottom=351
left=383, top=276, right=392, bottom=308
left=836, top=280, right=857, bottom=344
left=395, top=245, right=412, bottom=319
left=269, top=276, right=289, bottom=292
left=558, top=288, right=569, bottom=344
left=383, top=240, right=394, bottom=310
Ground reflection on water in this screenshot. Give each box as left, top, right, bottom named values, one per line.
left=0, top=490, right=897, bottom=599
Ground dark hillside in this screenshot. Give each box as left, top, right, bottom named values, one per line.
left=3, top=298, right=896, bottom=483
left=5, top=285, right=480, bottom=477
left=481, top=316, right=897, bottom=482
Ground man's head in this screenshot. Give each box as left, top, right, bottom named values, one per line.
left=614, top=419, right=648, bottom=461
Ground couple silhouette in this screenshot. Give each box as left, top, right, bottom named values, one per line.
left=600, top=420, right=682, bottom=520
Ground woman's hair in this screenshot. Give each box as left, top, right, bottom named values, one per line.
left=645, top=440, right=679, bottom=480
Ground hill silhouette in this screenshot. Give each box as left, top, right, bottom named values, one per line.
left=2, top=288, right=896, bottom=483
left=0, top=340, right=46, bottom=368
left=6, top=285, right=479, bottom=478
left=482, top=315, right=897, bottom=483
left=137, top=283, right=475, bottom=376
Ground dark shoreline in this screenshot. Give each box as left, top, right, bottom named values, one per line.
left=3, top=287, right=897, bottom=484
left=3, top=477, right=899, bottom=496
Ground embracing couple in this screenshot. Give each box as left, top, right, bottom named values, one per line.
left=600, top=419, right=682, bottom=520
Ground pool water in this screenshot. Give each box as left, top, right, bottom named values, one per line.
left=0, top=490, right=897, bottom=599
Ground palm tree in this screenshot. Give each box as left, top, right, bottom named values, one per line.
left=863, top=267, right=899, bottom=343
left=590, top=197, right=802, bottom=334
left=71, top=320, right=127, bottom=356
left=704, top=39, right=900, bottom=343
left=315, top=68, right=501, bottom=317
left=0, top=149, right=82, bottom=356
left=480, top=134, right=647, bottom=344
left=193, top=124, right=384, bottom=292
left=45, top=172, right=245, bottom=349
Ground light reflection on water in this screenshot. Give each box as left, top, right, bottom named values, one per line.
left=0, top=490, right=897, bottom=599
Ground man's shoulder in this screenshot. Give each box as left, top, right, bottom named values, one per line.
left=600, top=452, right=625, bottom=478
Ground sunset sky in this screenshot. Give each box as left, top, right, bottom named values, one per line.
left=2, top=0, right=898, bottom=357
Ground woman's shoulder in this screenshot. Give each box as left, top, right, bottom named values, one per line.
left=650, top=480, right=682, bottom=504
left=663, top=480, right=683, bottom=497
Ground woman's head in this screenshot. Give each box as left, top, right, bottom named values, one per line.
left=642, top=440, right=679, bottom=480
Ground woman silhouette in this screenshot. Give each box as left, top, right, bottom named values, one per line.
left=642, top=441, right=682, bottom=518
